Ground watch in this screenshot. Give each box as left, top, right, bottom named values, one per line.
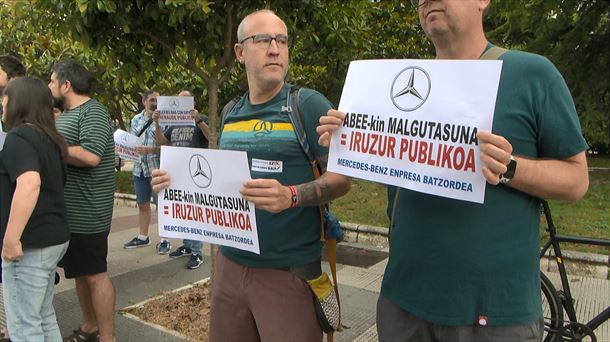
left=499, top=155, right=517, bottom=184
left=195, top=118, right=203, bottom=125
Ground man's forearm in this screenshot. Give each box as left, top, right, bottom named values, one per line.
left=295, top=172, right=350, bottom=207
left=66, top=146, right=101, bottom=167
left=155, top=123, right=169, bottom=146
left=508, top=152, right=588, bottom=201
left=196, top=121, right=210, bottom=140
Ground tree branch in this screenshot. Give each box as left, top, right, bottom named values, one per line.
left=219, top=63, right=236, bottom=85
left=132, top=29, right=210, bottom=83
left=214, top=3, right=235, bottom=74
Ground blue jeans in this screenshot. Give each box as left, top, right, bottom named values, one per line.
left=133, top=175, right=157, bottom=205
left=2, top=242, right=69, bottom=342
left=184, top=239, right=202, bottom=255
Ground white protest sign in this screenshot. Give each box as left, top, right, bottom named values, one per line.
left=328, top=60, right=502, bottom=203
left=113, top=129, right=140, bottom=162
left=0, top=132, right=6, bottom=151
left=158, top=146, right=259, bottom=254
left=157, top=96, right=195, bottom=126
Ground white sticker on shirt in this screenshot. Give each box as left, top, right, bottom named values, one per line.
left=251, top=158, right=283, bottom=173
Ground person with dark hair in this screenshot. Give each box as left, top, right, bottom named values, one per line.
left=0, top=55, right=26, bottom=93
left=0, top=55, right=26, bottom=132
left=123, top=90, right=171, bottom=253
left=0, top=54, right=26, bottom=342
left=49, top=59, right=116, bottom=342
left=0, top=76, right=70, bottom=342
left=153, top=89, right=209, bottom=269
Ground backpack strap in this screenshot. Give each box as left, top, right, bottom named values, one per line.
left=480, top=45, right=508, bottom=60
left=284, top=85, right=342, bottom=334
left=218, top=94, right=243, bottom=142
left=285, top=86, right=327, bottom=237
left=286, top=86, right=325, bottom=175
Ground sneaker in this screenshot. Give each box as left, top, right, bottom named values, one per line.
left=169, top=245, right=192, bottom=258
left=186, top=254, right=203, bottom=269
left=157, top=240, right=171, bottom=255
left=124, top=237, right=150, bottom=249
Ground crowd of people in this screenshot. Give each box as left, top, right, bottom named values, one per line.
left=0, top=0, right=589, bottom=341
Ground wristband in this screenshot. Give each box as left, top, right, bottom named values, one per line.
left=288, top=185, right=298, bottom=208
left=195, top=118, right=203, bottom=125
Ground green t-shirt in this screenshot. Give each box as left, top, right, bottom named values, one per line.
left=56, top=99, right=115, bottom=234
left=219, top=83, right=332, bottom=268
left=381, top=49, right=588, bottom=326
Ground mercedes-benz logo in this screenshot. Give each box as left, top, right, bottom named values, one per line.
left=170, top=98, right=179, bottom=109
left=189, top=154, right=212, bottom=188
left=390, top=66, right=431, bottom=112
left=120, top=133, right=129, bottom=144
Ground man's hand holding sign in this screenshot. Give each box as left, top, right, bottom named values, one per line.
left=153, top=147, right=260, bottom=254
left=113, top=129, right=140, bottom=162
left=319, top=110, right=514, bottom=187
left=321, top=60, right=504, bottom=203
left=157, top=96, right=195, bottom=127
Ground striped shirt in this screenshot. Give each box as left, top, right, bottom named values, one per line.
left=130, top=111, right=160, bottom=178
left=56, top=99, right=115, bottom=234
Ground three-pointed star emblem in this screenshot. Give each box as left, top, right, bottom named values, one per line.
left=192, top=158, right=209, bottom=180
left=390, top=66, right=431, bottom=112
left=393, top=70, right=424, bottom=100
left=189, top=154, right=212, bottom=188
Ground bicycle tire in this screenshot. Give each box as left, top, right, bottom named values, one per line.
left=542, top=272, right=564, bottom=342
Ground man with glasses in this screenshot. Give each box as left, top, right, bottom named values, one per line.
left=152, top=9, right=350, bottom=341
left=318, top=0, right=588, bottom=340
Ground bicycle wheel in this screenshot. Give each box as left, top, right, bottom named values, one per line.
left=542, top=272, right=564, bottom=342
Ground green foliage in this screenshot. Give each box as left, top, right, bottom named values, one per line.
left=1, top=0, right=606, bottom=151
left=486, top=0, right=610, bottom=152
left=114, top=171, right=134, bottom=194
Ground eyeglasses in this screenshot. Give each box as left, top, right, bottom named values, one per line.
left=239, top=34, right=290, bottom=49
left=409, top=0, right=427, bottom=7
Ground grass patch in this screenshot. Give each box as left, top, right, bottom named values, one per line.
left=115, top=171, right=134, bottom=194
left=587, top=155, right=610, bottom=168
left=332, top=180, right=390, bottom=228
left=545, top=170, right=610, bottom=254
left=332, top=157, right=610, bottom=255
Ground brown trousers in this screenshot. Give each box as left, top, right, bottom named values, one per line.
left=209, top=252, right=323, bottom=342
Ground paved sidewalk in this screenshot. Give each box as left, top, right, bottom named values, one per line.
left=51, top=202, right=385, bottom=342
left=1, top=202, right=608, bottom=341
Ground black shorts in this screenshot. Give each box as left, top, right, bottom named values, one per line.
left=59, top=230, right=109, bottom=279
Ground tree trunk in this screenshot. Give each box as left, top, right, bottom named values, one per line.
left=207, top=73, right=220, bottom=287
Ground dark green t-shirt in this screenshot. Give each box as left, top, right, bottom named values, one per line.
left=381, top=49, right=589, bottom=326
left=56, top=99, right=115, bottom=234
left=219, top=83, right=332, bottom=268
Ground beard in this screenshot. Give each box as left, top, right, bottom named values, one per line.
left=52, top=96, right=65, bottom=111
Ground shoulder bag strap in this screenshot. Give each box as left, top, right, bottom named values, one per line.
left=480, top=45, right=508, bottom=60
